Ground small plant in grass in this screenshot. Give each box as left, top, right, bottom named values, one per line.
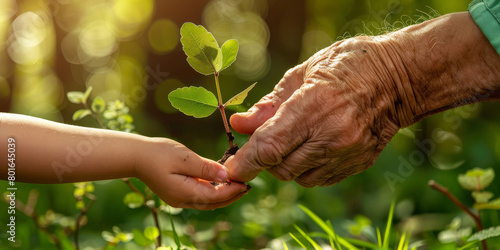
left=429, top=167, right=500, bottom=250
left=285, top=201, right=416, bottom=250
left=168, top=22, right=256, bottom=164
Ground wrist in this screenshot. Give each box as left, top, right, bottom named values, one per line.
left=133, top=137, right=182, bottom=183
left=133, top=137, right=162, bottom=181
left=382, top=12, right=500, bottom=127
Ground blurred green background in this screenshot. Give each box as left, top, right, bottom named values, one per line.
left=1, top=0, right=500, bottom=249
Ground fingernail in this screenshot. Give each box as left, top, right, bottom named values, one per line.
left=217, top=168, right=228, bottom=182
left=236, top=111, right=251, bottom=117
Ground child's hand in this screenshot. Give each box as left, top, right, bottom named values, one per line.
left=0, top=113, right=249, bottom=210
left=135, top=138, right=250, bottom=210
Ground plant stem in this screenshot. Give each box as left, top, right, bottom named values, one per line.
left=428, top=180, right=487, bottom=250
left=218, top=105, right=234, bottom=148
left=74, top=193, right=96, bottom=250
left=122, top=178, right=142, bottom=194
left=214, top=72, right=223, bottom=107
left=214, top=72, right=234, bottom=148
left=83, top=101, right=104, bottom=128
left=3, top=190, right=61, bottom=247
left=147, top=193, right=162, bottom=247
left=122, top=178, right=162, bottom=247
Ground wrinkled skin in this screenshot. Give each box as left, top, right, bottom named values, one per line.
left=225, top=12, right=500, bottom=187
left=226, top=37, right=404, bottom=187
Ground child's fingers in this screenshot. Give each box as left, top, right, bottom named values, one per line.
left=184, top=190, right=248, bottom=210
left=166, top=174, right=249, bottom=209
left=175, top=152, right=229, bottom=183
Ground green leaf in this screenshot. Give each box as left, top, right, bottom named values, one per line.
left=180, top=22, right=222, bottom=75
left=168, top=86, right=218, bottom=118
left=117, top=114, right=134, bottom=124
left=92, top=96, right=105, bottom=113
left=103, top=110, right=117, bottom=120
left=67, top=91, right=85, bottom=104
left=466, top=168, right=486, bottom=177
left=468, top=226, right=500, bottom=241
left=344, top=237, right=381, bottom=249
left=383, top=199, right=395, bottom=249
left=157, top=246, right=173, bottom=250
left=168, top=206, right=182, bottom=249
left=102, top=231, right=117, bottom=243
left=83, top=86, right=93, bottom=103
left=376, top=227, right=382, bottom=247
left=474, top=197, right=500, bottom=210
left=143, top=226, right=159, bottom=241
left=103, top=244, right=117, bottom=250
left=132, top=229, right=154, bottom=246
left=293, top=224, right=321, bottom=250
left=289, top=232, right=308, bottom=249
left=55, top=228, right=75, bottom=250
left=85, top=182, right=94, bottom=192
left=72, top=109, right=92, bottom=121
left=458, top=241, right=480, bottom=250
left=225, top=82, right=257, bottom=106
left=458, top=168, right=495, bottom=191
left=397, top=231, right=407, bottom=250
left=282, top=240, right=289, bottom=250
left=472, top=191, right=494, bottom=203
left=220, top=39, right=239, bottom=71
left=298, top=205, right=357, bottom=249
left=76, top=200, right=85, bottom=210
left=73, top=187, right=85, bottom=198
left=123, top=192, right=144, bottom=209
left=354, top=215, right=371, bottom=227
left=116, top=232, right=133, bottom=242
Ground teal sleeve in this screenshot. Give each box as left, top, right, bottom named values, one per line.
left=469, top=0, right=500, bottom=56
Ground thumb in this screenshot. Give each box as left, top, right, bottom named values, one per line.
left=230, top=64, right=305, bottom=135
left=177, top=153, right=228, bottom=183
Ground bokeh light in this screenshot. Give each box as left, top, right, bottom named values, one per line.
left=8, top=12, right=48, bottom=65
left=111, top=0, right=154, bottom=39
left=86, top=69, right=122, bottom=101
left=79, top=21, right=117, bottom=58
left=154, top=78, right=185, bottom=113
left=203, top=0, right=270, bottom=80
left=148, top=19, right=179, bottom=54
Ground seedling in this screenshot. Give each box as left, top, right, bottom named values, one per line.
left=168, top=22, right=256, bottom=162
left=430, top=167, right=500, bottom=249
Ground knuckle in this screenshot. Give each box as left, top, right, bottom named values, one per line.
left=255, top=135, right=285, bottom=166
left=330, top=124, right=366, bottom=152
left=239, top=154, right=264, bottom=175
left=200, top=161, right=213, bottom=180
left=268, top=166, right=294, bottom=181
left=283, top=64, right=303, bottom=79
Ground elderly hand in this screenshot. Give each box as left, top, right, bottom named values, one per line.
left=226, top=12, right=500, bottom=187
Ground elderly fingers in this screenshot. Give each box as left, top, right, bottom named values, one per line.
left=229, top=64, right=306, bottom=135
